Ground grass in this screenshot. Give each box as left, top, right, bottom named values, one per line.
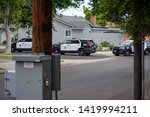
left=0, top=54, right=13, bottom=60
left=0, top=67, right=5, bottom=74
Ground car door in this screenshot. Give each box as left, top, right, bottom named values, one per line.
left=70, top=40, right=81, bottom=51
left=24, top=39, right=32, bottom=50
left=61, top=40, right=71, bottom=51
left=16, top=38, right=26, bottom=49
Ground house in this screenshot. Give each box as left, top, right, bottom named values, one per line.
left=1, top=15, right=125, bottom=45
left=0, top=24, right=32, bottom=44
left=52, top=15, right=124, bottom=45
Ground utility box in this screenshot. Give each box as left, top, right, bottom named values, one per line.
left=12, top=55, right=52, bottom=100
left=5, top=70, right=16, bottom=99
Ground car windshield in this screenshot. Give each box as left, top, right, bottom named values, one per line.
left=120, top=40, right=133, bottom=46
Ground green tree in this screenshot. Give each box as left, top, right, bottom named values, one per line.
left=0, top=0, right=28, bottom=54
left=90, top=0, right=150, bottom=99
left=18, top=0, right=32, bottom=28
left=0, top=0, right=83, bottom=54
left=83, top=6, right=106, bottom=26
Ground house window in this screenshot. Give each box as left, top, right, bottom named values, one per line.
left=65, top=29, right=72, bottom=37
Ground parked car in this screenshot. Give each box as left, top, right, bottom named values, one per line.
left=11, top=38, right=32, bottom=52
left=53, top=39, right=96, bottom=56
left=112, top=40, right=150, bottom=56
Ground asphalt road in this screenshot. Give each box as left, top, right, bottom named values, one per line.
left=0, top=53, right=150, bottom=100
left=58, top=55, right=150, bottom=100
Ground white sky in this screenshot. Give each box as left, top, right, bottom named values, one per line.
left=58, top=0, right=90, bottom=17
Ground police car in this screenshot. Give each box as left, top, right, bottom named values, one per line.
left=11, top=38, right=32, bottom=52
left=112, top=40, right=150, bottom=56
left=53, top=39, right=96, bottom=56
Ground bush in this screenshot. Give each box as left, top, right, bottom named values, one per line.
left=101, top=41, right=110, bottom=47
left=108, top=44, right=114, bottom=50
left=96, top=41, right=114, bottom=51
left=96, top=44, right=102, bottom=51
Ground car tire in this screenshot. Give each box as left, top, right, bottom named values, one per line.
left=144, top=49, right=149, bottom=55
left=53, top=48, right=60, bottom=54
left=124, top=50, right=131, bottom=56
left=78, top=49, right=85, bottom=56
left=11, top=47, right=16, bottom=52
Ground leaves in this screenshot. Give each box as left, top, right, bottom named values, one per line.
left=90, top=0, right=150, bottom=38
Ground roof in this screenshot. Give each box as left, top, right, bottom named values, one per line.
left=55, top=15, right=94, bottom=29
left=54, top=15, right=122, bottom=33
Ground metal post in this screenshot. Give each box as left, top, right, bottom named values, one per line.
left=51, top=54, right=61, bottom=100
left=141, top=39, right=145, bottom=99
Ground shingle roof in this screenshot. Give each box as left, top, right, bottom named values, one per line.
left=54, top=15, right=123, bottom=33
left=55, top=15, right=93, bottom=29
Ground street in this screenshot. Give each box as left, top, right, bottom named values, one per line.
left=0, top=52, right=150, bottom=100
left=58, top=55, right=150, bottom=100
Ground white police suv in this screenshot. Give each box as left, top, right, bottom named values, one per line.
left=11, top=38, right=32, bottom=52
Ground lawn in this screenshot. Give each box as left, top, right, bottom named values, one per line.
left=0, top=54, right=13, bottom=60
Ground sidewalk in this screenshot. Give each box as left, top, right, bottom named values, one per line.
left=0, top=51, right=114, bottom=71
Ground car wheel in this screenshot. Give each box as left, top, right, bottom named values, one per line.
left=11, top=47, right=16, bottom=52
left=144, top=49, right=149, bottom=55
left=124, top=50, right=131, bottom=56
left=53, top=48, right=60, bottom=54
left=78, top=49, right=85, bottom=56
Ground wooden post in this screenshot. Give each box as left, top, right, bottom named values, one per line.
left=32, top=0, right=52, bottom=55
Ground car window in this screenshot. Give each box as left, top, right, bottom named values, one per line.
left=121, top=40, right=133, bottom=46
left=18, top=38, right=26, bottom=42
left=62, top=40, right=71, bottom=44
left=26, top=39, right=32, bottom=42
left=71, top=40, right=80, bottom=44
left=80, top=40, right=88, bottom=44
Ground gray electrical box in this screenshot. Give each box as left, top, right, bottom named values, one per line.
left=13, top=54, right=52, bottom=100
left=5, top=70, right=16, bottom=99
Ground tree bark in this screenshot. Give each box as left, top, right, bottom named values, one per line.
left=32, top=0, right=52, bottom=55
left=4, top=5, right=12, bottom=54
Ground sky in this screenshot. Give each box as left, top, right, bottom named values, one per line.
left=58, top=0, right=90, bottom=17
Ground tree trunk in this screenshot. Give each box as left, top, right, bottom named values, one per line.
left=4, top=5, right=12, bottom=54
left=32, top=0, right=52, bottom=55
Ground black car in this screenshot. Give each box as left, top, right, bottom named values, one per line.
left=112, top=40, right=150, bottom=56
left=112, top=40, right=134, bottom=56
left=53, top=39, right=96, bottom=56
